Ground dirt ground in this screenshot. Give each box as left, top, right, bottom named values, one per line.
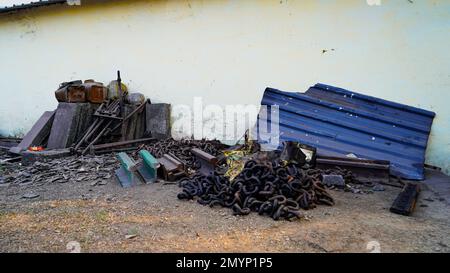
left=0, top=171, right=449, bottom=253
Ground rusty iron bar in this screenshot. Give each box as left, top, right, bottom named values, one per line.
left=74, top=99, right=122, bottom=151
left=93, top=113, right=123, bottom=120
left=74, top=118, right=102, bottom=150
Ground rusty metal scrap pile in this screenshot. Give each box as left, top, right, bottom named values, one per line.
left=178, top=156, right=338, bottom=221
left=135, top=138, right=227, bottom=170
left=1, top=154, right=118, bottom=186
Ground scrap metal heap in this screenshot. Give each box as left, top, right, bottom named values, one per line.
left=178, top=158, right=335, bottom=221
left=0, top=154, right=119, bottom=186
left=133, top=138, right=227, bottom=171
left=7, top=71, right=164, bottom=158
left=72, top=71, right=150, bottom=155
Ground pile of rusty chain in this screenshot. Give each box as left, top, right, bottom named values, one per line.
left=135, top=138, right=227, bottom=169
left=177, top=159, right=335, bottom=221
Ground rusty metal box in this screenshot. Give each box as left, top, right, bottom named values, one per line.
left=84, top=81, right=107, bottom=104
left=55, top=85, right=86, bottom=103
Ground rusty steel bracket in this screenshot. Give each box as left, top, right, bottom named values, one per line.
left=191, top=148, right=218, bottom=176
left=157, top=154, right=186, bottom=181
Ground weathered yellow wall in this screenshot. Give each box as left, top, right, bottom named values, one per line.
left=0, top=0, right=449, bottom=173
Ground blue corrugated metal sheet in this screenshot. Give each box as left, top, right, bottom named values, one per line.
left=257, top=83, right=436, bottom=180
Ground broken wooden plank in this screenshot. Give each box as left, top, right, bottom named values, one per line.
left=9, top=111, right=55, bottom=154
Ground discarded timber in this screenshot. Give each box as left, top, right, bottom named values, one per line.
left=158, top=154, right=186, bottom=181
left=316, top=156, right=390, bottom=184
left=390, top=183, right=421, bottom=216
left=9, top=111, right=55, bottom=154
left=191, top=148, right=218, bottom=175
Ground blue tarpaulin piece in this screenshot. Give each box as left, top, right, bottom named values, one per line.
left=256, top=83, right=436, bottom=180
